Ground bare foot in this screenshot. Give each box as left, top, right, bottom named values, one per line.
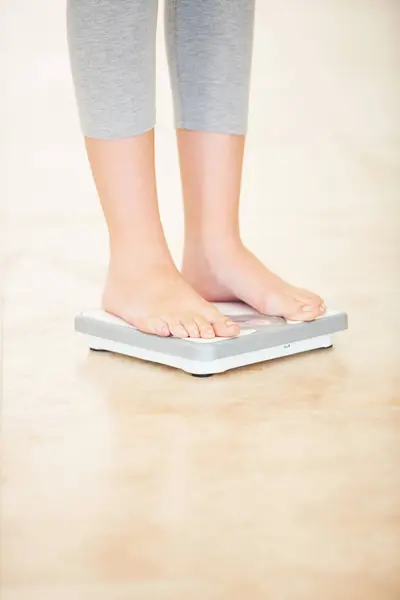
left=102, top=261, right=240, bottom=338
left=182, top=242, right=325, bottom=322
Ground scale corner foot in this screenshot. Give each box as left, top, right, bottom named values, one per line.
left=191, top=373, right=214, bottom=378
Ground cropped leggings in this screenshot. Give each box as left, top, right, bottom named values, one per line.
left=67, top=0, right=255, bottom=139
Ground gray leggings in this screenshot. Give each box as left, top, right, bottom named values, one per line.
left=67, top=0, right=255, bottom=139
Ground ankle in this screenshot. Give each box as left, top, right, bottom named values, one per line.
left=109, top=236, right=172, bottom=270
left=184, top=234, right=243, bottom=262
left=108, top=249, right=175, bottom=284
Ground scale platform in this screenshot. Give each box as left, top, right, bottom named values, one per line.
left=75, top=303, right=348, bottom=376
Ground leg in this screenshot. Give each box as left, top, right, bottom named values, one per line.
left=67, top=0, right=239, bottom=339
left=165, top=0, right=325, bottom=321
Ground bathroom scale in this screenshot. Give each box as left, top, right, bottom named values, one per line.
left=75, top=302, right=348, bottom=376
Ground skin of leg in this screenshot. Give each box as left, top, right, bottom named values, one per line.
left=178, top=130, right=326, bottom=321
left=164, top=0, right=324, bottom=321
left=86, top=131, right=240, bottom=338
left=67, top=0, right=239, bottom=338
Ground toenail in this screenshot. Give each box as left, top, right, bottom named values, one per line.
left=302, top=305, right=315, bottom=312
left=225, top=320, right=238, bottom=327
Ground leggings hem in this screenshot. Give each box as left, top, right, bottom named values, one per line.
left=81, top=121, right=156, bottom=141
left=175, top=121, right=247, bottom=136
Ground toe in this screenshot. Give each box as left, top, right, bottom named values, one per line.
left=151, top=318, right=171, bottom=336
left=194, top=316, right=216, bottom=339
left=289, top=302, right=321, bottom=322
left=211, top=315, right=240, bottom=338
left=294, top=288, right=326, bottom=317
left=296, top=289, right=323, bottom=308
left=134, top=317, right=170, bottom=337
left=181, top=317, right=200, bottom=338
left=167, top=318, right=189, bottom=338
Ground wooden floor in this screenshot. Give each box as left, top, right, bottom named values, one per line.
left=1, top=1, right=399, bottom=599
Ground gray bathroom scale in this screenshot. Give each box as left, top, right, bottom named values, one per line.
left=75, top=302, right=348, bottom=376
